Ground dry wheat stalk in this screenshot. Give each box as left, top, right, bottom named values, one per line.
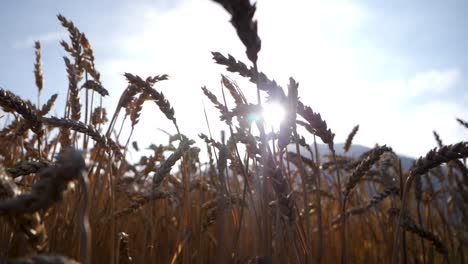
left=211, top=0, right=261, bottom=65
left=366, top=185, right=400, bottom=209
left=389, top=208, right=448, bottom=256
left=129, top=93, right=148, bottom=128
left=221, top=103, right=261, bottom=124
left=90, top=106, right=108, bottom=126
left=392, top=142, right=468, bottom=263
left=286, top=152, right=318, bottom=171
left=201, top=86, right=229, bottom=123
left=63, top=57, right=81, bottom=121
left=211, top=52, right=286, bottom=102
left=221, top=74, right=246, bottom=106
left=410, top=142, right=468, bottom=177
left=81, top=80, right=108, bottom=97
left=344, top=125, right=359, bottom=153
left=44, top=117, right=103, bottom=143
left=332, top=186, right=399, bottom=225
left=278, top=78, right=298, bottom=150
left=199, top=133, right=222, bottom=149
left=0, top=173, right=48, bottom=252
left=152, top=138, right=194, bottom=186
left=40, top=94, right=58, bottom=116
left=343, top=145, right=392, bottom=198
left=321, top=159, right=352, bottom=171
left=296, top=102, right=335, bottom=152
left=0, top=88, right=42, bottom=135
left=6, top=160, right=51, bottom=178
left=43, top=116, right=122, bottom=158
left=59, top=127, right=72, bottom=150
left=456, top=118, right=468, bottom=128
left=34, top=41, right=43, bottom=93
left=113, top=189, right=173, bottom=220
left=0, top=148, right=85, bottom=214
left=331, top=207, right=367, bottom=225
left=265, top=154, right=295, bottom=223
left=57, top=14, right=85, bottom=77
left=79, top=33, right=101, bottom=82
left=432, top=131, right=443, bottom=148
left=123, top=73, right=175, bottom=124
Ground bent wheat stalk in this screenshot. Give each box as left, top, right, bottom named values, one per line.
left=391, top=142, right=468, bottom=264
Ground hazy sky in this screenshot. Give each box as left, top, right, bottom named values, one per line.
left=0, top=0, right=467, bottom=158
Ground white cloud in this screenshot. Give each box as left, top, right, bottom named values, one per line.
left=95, top=0, right=467, bottom=158
left=407, top=69, right=460, bottom=96
left=14, top=31, right=67, bottom=49
left=324, top=69, right=466, bottom=157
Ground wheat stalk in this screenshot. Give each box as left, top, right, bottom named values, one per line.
left=343, top=145, right=392, bottom=198
left=0, top=88, right=42, bottom=135
left=0, top=148, right=85, bottom=215
left=456, top=117, right=468, bottom=128
left=343, top=125, right=359, bottom=153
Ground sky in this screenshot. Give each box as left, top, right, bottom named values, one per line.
left=0, top=0, right=467, bottom=159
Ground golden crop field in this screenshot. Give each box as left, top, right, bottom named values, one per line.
left=0, top=1, right=467, bottom=263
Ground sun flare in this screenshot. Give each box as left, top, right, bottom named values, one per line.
left=262, top=102, right=285, bottom=131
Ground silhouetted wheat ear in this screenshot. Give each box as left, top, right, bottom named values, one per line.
left=6, top=160, right=51, bottom=178
left=265, top=153, right=296, bottom=223
left=64, top=57, right=81, bottom=121
left=389, top=208, right=448, bottom=256
left=456, top=117, right=468, bottom=128
left=410, top=142, right=468, bottom=177
left=212, top=0, right=261, bottom=65
left=90, top=106, right=108, bottom=126
left=58, top=14, right=104, bottom=109
left=296, top=101, right=335, bottom=152
left=344, top=125, right=359, bottom=153
left=221, top=74, right=246, bottom=106
left=0, top=148, right=85, bottom=215
left=366, top=185, right=399, bottom=209
left=278, top=78, right=298, bottom=150
left=123, top=73, right=176, bottom=126
left=129, top=93, right=148, bottom=127
left=44, top=116, right=104, bottom=146
left=0, top=173, right=49, bottom=252
left=432, top=130, right=443, bottom=148
left=113, top=189, right=173, bottom=220
left=202, top=86, right=229, bottom=122
left=332, top=186, right=399, bottom=225
left=344, top=145, right=393, bottom=197
left=332, top=206, right=367, bottom=225
left=82, top=80, right=109, bottom=97
left=0, top=88, right=42, bottom=135
left=40, top=94, right=58, bottom=116
left=34, top=41, right=43, bottom=92
left=152, top=138, right=195, bottom=186
left=286, top=152, right=318, bottom=172
left=211, top=52, right=286, bottom=101
left=80, top=33, right=101, bottom=82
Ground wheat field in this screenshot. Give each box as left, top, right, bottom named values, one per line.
left=0, top=1, right=467, bottom=263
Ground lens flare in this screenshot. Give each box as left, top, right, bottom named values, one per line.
left=262, top=102, right=285, bottom=131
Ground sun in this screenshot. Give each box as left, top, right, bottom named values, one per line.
left=262, top=102, right=285, bottom=131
